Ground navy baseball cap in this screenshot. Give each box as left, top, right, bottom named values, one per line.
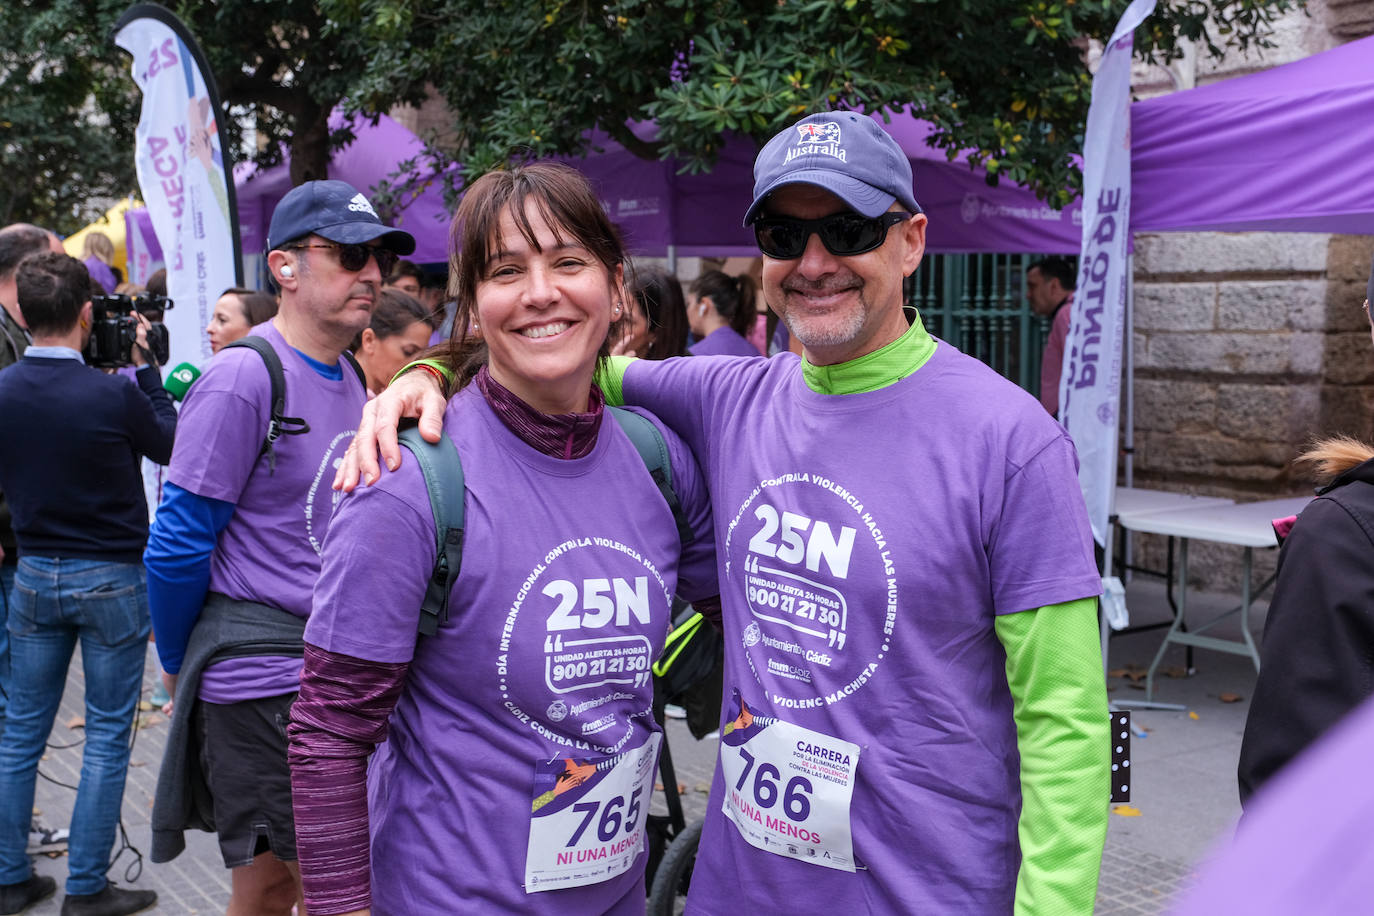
left=266, top=180, right=416, bottom=255
left=743, top=111, right=921, bottom=226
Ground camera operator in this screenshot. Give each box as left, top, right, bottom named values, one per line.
left=0, top=252, right=170, bottom=914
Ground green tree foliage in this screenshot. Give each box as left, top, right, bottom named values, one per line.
left=0, top=1, right=140, bottom=233
left=3, top=0, right=1302, bottom=231
left=167, top=0, right=430, bottom=186
left=0, top=0, right=426, bottom=231
left=324, top=0, right=1302, bottom=207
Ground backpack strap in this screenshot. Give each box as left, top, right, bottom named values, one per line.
left=398, top=425, right=466, bottom=637
left=400, top=407, right=687, bottom=639
left=341, top=350, right=368, bottom=391
left=223, top=336, right=310, bottom=473
left=607, top=406, right=693, bottom=546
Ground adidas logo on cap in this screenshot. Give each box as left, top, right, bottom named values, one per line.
left=348, top=193, right=378, bottom=217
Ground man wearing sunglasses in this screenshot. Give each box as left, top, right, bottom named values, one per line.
left=347, top=112, right=1108, bottom=914
left=144, top=181, right=414, bottom=915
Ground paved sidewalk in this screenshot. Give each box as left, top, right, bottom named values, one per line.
left=26, top=643, right=226, bottom=913
left=23, top=575, right=1268, bottom=913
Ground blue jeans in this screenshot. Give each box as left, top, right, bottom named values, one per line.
left=0, top=558, right=148, bottom=894
left=0, top=564, right=14, bottom=723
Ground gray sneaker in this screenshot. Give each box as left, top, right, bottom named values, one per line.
left=25, top=821, right=68, bottom=855
left=60, top=883, right=156, bottom=916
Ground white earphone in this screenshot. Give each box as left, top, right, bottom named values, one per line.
left=280, top=265, right=294, bottom=277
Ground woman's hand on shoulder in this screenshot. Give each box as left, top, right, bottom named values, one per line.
left=334, top=368, right=448, bottom=492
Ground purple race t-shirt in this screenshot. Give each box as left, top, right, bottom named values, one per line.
left=689, top=326, right=762, bottom=358
left=622, top=345, right=1100, bottom=914
left=307, top=385, right=716, bottom=914
left=167, top=321, right=366, bottom=702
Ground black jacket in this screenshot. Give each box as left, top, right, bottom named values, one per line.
left=1238, top=458, right=1374, bottom=806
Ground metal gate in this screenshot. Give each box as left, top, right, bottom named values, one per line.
left=904, top=253, right=1052, bottom=400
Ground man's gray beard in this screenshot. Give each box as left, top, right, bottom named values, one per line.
left=781, top=300, right=868, bottom=352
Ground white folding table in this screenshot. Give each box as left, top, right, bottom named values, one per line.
left=1104, top=488, right=1236, bottom=709
left=1116, top=495, right=1313, bottom=701
left=1113, top=487, right=1236, bottom=525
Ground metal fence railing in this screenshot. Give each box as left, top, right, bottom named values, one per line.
left=905, top=252, right=1053, bottom=400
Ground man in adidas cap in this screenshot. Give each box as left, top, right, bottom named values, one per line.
left=145, top=181, right=413, bottom=913
left=351, top=112, right=1108, bottom=913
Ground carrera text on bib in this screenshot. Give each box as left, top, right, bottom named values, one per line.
left=719, top=691, right=859, bottom=871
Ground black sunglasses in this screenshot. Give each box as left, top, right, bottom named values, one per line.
left=753, top=211, right=914, bottom=260
left=288, top=242, right=399, bottom=276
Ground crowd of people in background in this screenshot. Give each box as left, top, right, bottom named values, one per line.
left=0, top=108, right=1368, bottom=916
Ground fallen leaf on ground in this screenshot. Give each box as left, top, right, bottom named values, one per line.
left=1188, top=711, right=1200, bottom=720
left=1112, top=804, right=1143, bottom=817
left=1163, top=666, right=1188, bottom=679
left=66, top=716, right=84, bottom=730
left=1219, top=693, right=1243, bottom=703
left=137, top=701, right=154, bottom=712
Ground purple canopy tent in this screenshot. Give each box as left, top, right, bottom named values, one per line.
left=234, top=111, right=452, bottom=264
left=1131, top=33, right=1374, bottom=235
left=1115, top=35, right=1374, bottom=488
left=569, top=113, right=1084, bottom=258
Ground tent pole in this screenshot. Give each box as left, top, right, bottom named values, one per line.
left=667, top=244, right=678, bottom=274
left=1124, top=251, right=1136, bottom=575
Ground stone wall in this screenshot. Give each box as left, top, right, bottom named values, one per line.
left=1124, top=0, right=1373, bottom=589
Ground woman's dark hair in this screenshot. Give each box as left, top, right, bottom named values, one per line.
left=221, top=286, right=278, bottom=327
left=691, top=269, right=758, bottom=336
left=350, top=288, right=431, bottom=351
left=387, top=259, right=425, bottom=287
left=444, top=162, right=628, bottom=388
left=628, top=264, right=688, bottom=360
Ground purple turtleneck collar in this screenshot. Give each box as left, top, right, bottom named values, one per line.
left=474, top=365, right=605, bottom=460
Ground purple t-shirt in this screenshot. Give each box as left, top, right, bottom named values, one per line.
left=622, top=345, right=1100, bottom=914
left=689, top=326, right=762, bottom=358
left=306, top=385, right=716, bottom=914
left=167, top=321, right=366, bottom=701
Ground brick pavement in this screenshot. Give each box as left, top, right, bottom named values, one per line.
left=27, top=643, right=226, bottom=913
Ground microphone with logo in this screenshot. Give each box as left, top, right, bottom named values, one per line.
left=164, top=362, right=202, bottom=401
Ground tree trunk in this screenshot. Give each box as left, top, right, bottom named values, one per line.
left=289, top=101, right=330, bottom=186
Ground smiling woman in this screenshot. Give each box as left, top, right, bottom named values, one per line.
left=444, top=163, right=628, bottom=413
left=288, top=163, right=718, bottom=915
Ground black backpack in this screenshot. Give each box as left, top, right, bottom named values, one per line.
left=223, top=335, right=366, bottom=472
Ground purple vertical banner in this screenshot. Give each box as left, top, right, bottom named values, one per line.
left=123, top=205, right=165, bottom=286
left=113, top=4, right=241, bottom=367
left=1062, top=0, right=1156, bottom=547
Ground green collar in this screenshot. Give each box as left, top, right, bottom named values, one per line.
left=800, top=314, right=936, bottom=395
